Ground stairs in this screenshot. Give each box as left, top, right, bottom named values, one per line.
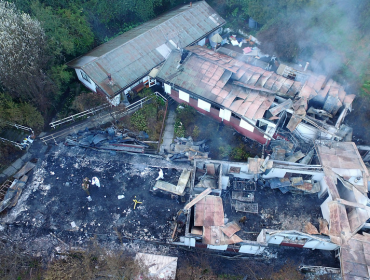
left=0, top=128, right=29, bottom=143
left=163, top=93, right=177, bottom=106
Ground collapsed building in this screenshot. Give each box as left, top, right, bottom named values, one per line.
left=155, top=45, right=355, bottom=144
left=161, top=140, right=369, bottom=280
left=2, top=2, right=367, bottom=279
left=1, top=128, right=369, bottom=279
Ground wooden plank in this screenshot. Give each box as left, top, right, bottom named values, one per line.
left=184, top=188, right=212, bottom=210
left=337, top=199, right=366, bottom=209
left=13, top=162, right=35, bottom=179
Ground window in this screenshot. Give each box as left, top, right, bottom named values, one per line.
left=81, top=71, right=91, bottom=84
left=219, top=109, right=231, bottom=121
left=240, top=119, right=255, bottom=132
left=164, top=83, right=171, bottom=94
left=198, top=99, right=211, bottom=112
left=179, top=90, right=189, bottom=102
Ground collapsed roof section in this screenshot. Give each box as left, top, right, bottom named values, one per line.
left=177, top=141, right=369, bottom=280
left=67, top=1, right=225, bottom=97
left=157, top=45, right=355, bottom=143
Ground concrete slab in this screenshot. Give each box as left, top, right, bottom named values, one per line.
left=0, top=174, right=7, bottom=184
left=11, top=158, right=24, bottom=170
left=21, top=152, right=32, bottom=162
left=2, top=166, right=17, bottom=177
left=160, top=107, right=177, bottom=154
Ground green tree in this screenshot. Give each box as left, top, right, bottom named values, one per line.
left=0, top=0, right=54, bottom=110
left=30, top=1, right=94, bottom=57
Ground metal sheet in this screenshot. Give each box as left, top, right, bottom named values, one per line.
left=194, top=195, right=224, bottom=227
left=68, top=1, right=225, bottom=97
left=220, top=222, right=241, bottom=238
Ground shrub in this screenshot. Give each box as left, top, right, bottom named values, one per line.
left=130, top=110, right=147, bottom=131
left=0, top=93, right=44, bottom=132
left=174, top=119, right=185, bottom=138
left=219, top=145, right=232, bottom=158
left=71, top=91, right=107, bottom=112
left=192, top=125, right=200, bottom=139
left=176, top=104, right=196, bottom=128
left=230, top=145, right=250, bottom=160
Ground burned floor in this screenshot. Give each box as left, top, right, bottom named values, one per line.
left=222, top=181, right=324, bottom=241
left=0, top=141, right=341, bottom=272
left=1, top=143, right=192, bottom=247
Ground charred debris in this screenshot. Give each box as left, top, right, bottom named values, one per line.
left=1, top=31, right=370, bottom=280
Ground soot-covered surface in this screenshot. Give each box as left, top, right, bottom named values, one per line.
left=2, top=144, right=190, bottom=246
left=222, top=182, right=324, bottom=241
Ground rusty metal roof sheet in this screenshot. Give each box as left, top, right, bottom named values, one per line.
left=194, top=195, right=224, bottom=227
left=340, top=233, right=370, bottom=280
left=317, top=142, right=368, bottom=176
left=202, top=226, right=243, bottom=245
left=220, top=221, right=241, bottom=238
left=67, top=1, right=225, bottom=97
left=159, top=46, right=354, bottom=123
left=328, top=201, right=351, bottom=244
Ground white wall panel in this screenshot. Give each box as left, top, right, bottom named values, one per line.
left=198, top=99, right=211, bottom=112
left=164, top=83, right=171, bottom=94
left=240, top=119, right=254, bottom=132
left=179, top=90, right=189, bottom=102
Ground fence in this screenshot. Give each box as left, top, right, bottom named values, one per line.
left=41, top=92, right=167, bottom=145
left=49, top=92, right=167, bottom=129
left=0, top=136, right=24, bottom=149
left=49, top=103, right=111, bottom=129
left=0, top=120, right=34, bottom=149
left=2, top=121, right=34, bottom=135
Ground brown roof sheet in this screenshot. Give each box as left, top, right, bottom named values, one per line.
left=317, top=142, right=369, bottom=176
left=194, top=195, right=224, bottom=227
left=220, top=221, right=241, bottom=238
left=203, top=226, right=243, bottom=245
left=340, top=233, right=370, bottom=280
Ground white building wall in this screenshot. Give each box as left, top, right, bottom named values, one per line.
left=303, top=240, right=339, bottom=250
left=240, top=119, right=254, bottom=132
left=219, top=109, right=231, bottom=121
left=76, top=69, right=96, bottom=92
left=198, top=99, right=211, bottom=112
left=207, top=244, right=228, bottom=250
left=164, top=83, right=171, bottom=94
left=239, top=245, right=265, bottom=254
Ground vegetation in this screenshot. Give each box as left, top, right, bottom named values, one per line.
left=0, top=238, right=149, bottom=280
left=120, top=88, right=166, bottom=140
left=0, top=93, right=44, bottom=132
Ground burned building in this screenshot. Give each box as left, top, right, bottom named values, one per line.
left=168, top=140, right=369, bottom=279
left=156, top=45, right=355, bottom=144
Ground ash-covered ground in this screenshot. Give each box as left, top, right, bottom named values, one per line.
left=0, top=142, right=191, bottom=256
left=0, top=140, right=339, bottom=274
left=223, top=185, right=324, bottom=241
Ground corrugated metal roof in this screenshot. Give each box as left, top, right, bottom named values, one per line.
left=157, top=50, right=276, bottom=121
left=158, top=46, right=355, bottom=123
left=67, top=1, right=225, bottom=97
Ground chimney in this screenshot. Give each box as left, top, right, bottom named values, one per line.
left=304, top=62, right=309, bottom=72
left=189, top=2, right=192, bottom=7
